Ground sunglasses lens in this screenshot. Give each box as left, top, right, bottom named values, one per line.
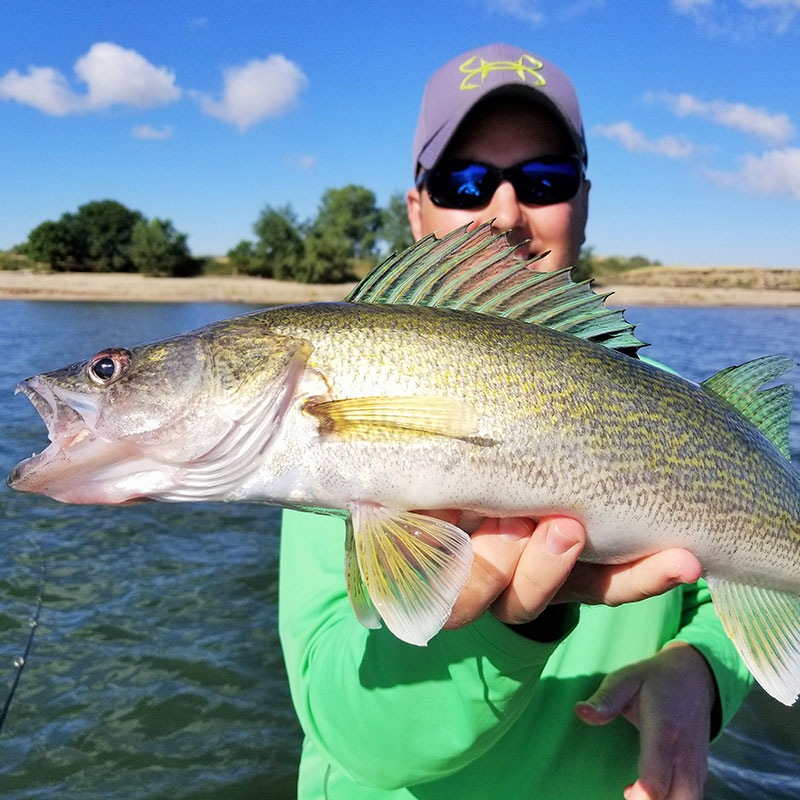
left=426, top=162, right=495, bottom=209
left=423, top=157, right=582, bottom=209
left=515, top=159, right=581, bottom=205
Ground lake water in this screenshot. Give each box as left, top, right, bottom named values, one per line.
left=0, top=300, right=799, bottom=799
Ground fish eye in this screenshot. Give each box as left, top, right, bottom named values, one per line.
left=87, top=348, right=132, bottom=386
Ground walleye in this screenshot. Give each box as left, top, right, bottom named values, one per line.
left=8, top=224, right=800, bottom=705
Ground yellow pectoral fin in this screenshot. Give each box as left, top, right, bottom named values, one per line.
left=348, top=504, right=473, bottom=646
left=305, top=395, right=480, bottom=441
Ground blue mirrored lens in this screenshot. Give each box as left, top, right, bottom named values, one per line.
left=516, top=160, right=580, bottom=204
left=447, top=164, right=491, bottom=201
left=425, top=158, right=581, bottom=209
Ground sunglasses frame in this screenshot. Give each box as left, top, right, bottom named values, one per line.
left=418, top=155, right=584, bottom=210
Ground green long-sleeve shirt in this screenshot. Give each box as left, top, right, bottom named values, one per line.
left=279, top=509, right=752, bottom=799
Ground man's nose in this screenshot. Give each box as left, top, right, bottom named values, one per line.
left=485, top=181, right=525, bottom=233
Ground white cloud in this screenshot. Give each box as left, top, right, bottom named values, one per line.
left=647, top=91, right=795, bottom=145
left=132, top=124, right=174, bottom=140
left=194, top=55, right=308, bottom=132
left=0, top=42, right=180, bottom=115
left=593, top=121, right=699, bottom=158
left=481, top=0, right=603, bottom=22
left=706, top=147, right=800, bottom=199
left=741, top=0, right=800, bottom=10
left=672, top=0, right=712, bottom=12
left=285, top=154, right=316, bottom=170
left=483, top=0, right=544, bottom=24
left=672, top=0, right=800, bottom=35
left=75, top=43, right=180, bottom=109
left=0, top=65, right=83, bottom=115
left=558, top=0, right=605, bottom=18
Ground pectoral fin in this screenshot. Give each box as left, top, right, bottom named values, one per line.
left=306, top=396, right=479, bottom=441
left=707, top=577, right=800, bottom=705
left=346, top=504, right=473, bottom=646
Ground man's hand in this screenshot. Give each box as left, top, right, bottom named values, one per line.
left=575, top=642, right=717, bottom=800
left=432, top=515, right=702, bottom=629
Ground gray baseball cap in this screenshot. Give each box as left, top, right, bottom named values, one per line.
left=412, top=43, right=587, bottom=174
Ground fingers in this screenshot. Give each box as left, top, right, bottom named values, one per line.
left=427, top=510, right=701, bottom=633
left=490, top=517, right=584, bottom=624
left=554, top=548, right=702, bottom=607
left=576, top=645, right=715, bottom=800
left=631, top=645, right=713, bottom=800
left=628, top=715, right=708, bottom=800
left=443, top=516, right=534, bottom=629
left=439, top=515, right=585, bottom=629
left=574, top=666, right=642, bottom=727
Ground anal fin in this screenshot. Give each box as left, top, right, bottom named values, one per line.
left=346, top=505, right=473, bottom=646
left=707, top=577, right=800, bottom=705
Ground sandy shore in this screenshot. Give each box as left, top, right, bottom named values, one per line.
left=2, top=269, right=800, bottom=307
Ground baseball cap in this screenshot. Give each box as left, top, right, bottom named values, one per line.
left=412, top=43, right=587, bottom=175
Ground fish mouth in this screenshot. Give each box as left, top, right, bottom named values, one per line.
left=8, top=376, right=102, bottom=496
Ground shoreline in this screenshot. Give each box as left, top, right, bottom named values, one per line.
left=2, top=270, right=800, bottom=308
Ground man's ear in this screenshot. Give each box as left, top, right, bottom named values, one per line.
left=407, top=187, right=423, bottom=241
left=579, top=178, right=590, bottom=246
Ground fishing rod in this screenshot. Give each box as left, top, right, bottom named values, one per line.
left=0, top=562, right=45, bottom=734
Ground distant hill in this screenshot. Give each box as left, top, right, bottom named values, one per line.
left=597, top=266, right=800, bottom=291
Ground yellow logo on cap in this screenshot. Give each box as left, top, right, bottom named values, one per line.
left=458, top=55, right=545, bottom=90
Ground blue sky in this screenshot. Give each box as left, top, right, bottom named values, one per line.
left=1, top=0, right=798, bottom=267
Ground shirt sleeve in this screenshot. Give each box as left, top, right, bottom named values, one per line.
left=278, top=508, right=579, bottom=790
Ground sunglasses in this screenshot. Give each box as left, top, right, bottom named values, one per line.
left=417, top=155, right=584, bottom=210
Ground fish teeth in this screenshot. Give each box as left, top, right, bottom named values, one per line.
left=70, top=428, right=91, bottom=446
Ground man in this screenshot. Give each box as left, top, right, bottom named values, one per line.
left=280, top=43, right=752, bottom=800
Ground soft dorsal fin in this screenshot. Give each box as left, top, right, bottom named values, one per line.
left=701, top=355, right=796, bottom=460
left=346, top=223, right=646, bottom=353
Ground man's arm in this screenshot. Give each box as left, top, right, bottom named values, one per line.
left=279, top=510, right=580, bottom=789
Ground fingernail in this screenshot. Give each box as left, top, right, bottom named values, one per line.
left=546, top=520, right=581, bottom=555
left=574, top=701, right=592, bottom=718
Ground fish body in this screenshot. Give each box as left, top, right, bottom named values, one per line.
left=8, top=225, right=800, bottom=704
left=233, top=302, right=800, bottom=590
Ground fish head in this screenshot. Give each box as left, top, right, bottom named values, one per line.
left=8, top=318, right=312, bottom=505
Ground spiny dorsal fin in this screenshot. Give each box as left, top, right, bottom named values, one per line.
left=346, top=223, right=646, bottom=353
left=701, top=355, right=796, bottom=460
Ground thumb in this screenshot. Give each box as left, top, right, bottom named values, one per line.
left=575, top=668, right=642, bottom=727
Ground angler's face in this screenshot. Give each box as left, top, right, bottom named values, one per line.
left=407, top=98, right=590, bottom=271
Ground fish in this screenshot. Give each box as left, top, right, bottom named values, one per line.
left=7, top=223, right=800, bottom=705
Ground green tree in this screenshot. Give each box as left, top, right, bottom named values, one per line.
left=129, top=218, right=198, bottom=277
left=572, top=245, right=595, bottom=282
left=381, top=192, right=414, bottom=254
left=226, top=240, right=257, bottom=274
left=75, top=200, right=144, bottom=272
left=251, top=204, right=305, bottom=279
left=314, top=185, right=382, bottom=260
left=24, top=215, right=86, bottom=270
left=299, top=227, right=355, bottom=283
